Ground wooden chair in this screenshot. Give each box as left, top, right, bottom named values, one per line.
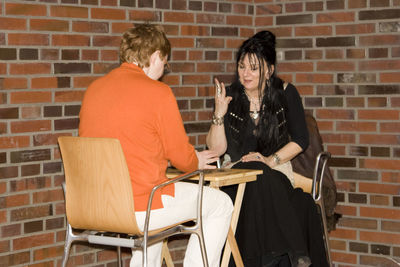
left=293, top=151, right=332, bottom=266
left=58, top=136, right=209, bottom=267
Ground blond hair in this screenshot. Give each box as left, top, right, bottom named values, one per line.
left=119, top=23, right=171, bottom=68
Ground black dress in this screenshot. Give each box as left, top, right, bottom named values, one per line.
left=222, top=84, right=329, bottom=267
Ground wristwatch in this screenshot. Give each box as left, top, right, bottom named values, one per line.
left=212, top=114, right=224, bottom=126
left=272, top=153, right=281, bottom=165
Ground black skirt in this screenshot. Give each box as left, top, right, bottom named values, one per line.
left=223, top=161, right=328, bottom=267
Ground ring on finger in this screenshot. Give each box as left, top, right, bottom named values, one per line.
left=216, top=84, right=221, bottom=96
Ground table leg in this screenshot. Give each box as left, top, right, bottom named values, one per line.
left=161, top=240, right=174, bottom=267
left=220, top=183, right=246, bottom=267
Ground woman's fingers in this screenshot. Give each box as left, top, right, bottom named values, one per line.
left=241, top=152, right=264, bottom=163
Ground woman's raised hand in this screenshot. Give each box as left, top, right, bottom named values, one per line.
left=214, top=78, right=232, bottom=118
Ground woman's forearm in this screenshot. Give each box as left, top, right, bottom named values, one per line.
left=270, top=141, right=302, bottom=166
left=206, top=123, right=227, bottom=156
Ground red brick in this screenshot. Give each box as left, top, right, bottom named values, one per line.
left=295, top=73, right=333, bottom=83
left=196, top=14, right=224, bottom=24
left=34, top=246, right=64, bottom=261
left=11, top=205, right=52, bottom=222
left=182, top=75, right=211, bottom=85
left=360, top=230, right=400, bottom=245
left=358, top=109, right=398, bottom=120
left=34, top=133, right=68, bottom=146
left=279, top=62, right=313, bottom=72
left=5, top=3, right=47, bottom=16
left=360, top=34, right=400, bottom=46
left=0, top=17, right=27, bottom=30
left=2, top=193, right=30, bottom=208
left=335, top=204, right=357, bottom=216
left=360, top=206, right=400, bottom=220
left=161, top=75, right=180, bottom=86
left=13, top=233, right=54, bottom=250
left=100, top=50, right=118, bottom=61
left=359, top=182, right=400, bottom=195
left=181, top=25, right=210, bottom=36
left=285, top=2, right=303, bottom=13
left=11, top=120, right=51, bottom=133
left=346, top=48, right=365, bottom=59
left=227, top=39, right=245, bottom=49
left=171, top=87, right=196, bottom=97
left=128, top=10, right=161, bottom=21
left=227, top=15, right=253, bottom=26
left=320, top=133, right=355, bottom=144
left=317, top=61, right=355, bottom=71
left=197, top=63, right=225, bottom=73
left=10, top=63, right=51, bottom=75
left=1, top=77, right=28, bottom=89
left=0, top=251, right=30, bottom=266
left=111, top=22, right=134, bottom=34
left=316, top=109, right=354, bottom=120
left=317, top=12, right=355, bottom=23
left=382, top=172, right=400, bottom=183
left=33, top=189, right=63, bottom=204
left=8, top=33, right=49, bottom=46
left=295, top=26, right=332, bottom=36
left=30, top=19, right=69, bottom=32
left=370, top=195, right=390, bottom=206
left=0, top=240, right=9, bottom=253
left=380, top=122, right=400, bottom=133
left=326, top=49, right=344, bottom=59
left=52, top=34, right=90, bottom=47
left=50, top=6, right=88, bottom=18
left=331, top=251, right=357, bottom=264
left=360, top=134, right=399, bottom=145
left=329, top=228, right=357, bottom=239
left=31, top=77, right=58, bottom=89
left=360, top=60, right=400, bottom=71
left=0, top=136, right=30, bottom=149
left=336, top=23, right=375, bottom=35
left=380, top=72, right=400, bottom=83
left=54, top=90, right=85, bottom=102
left=336, top=121, right=376, bottom=132
left=11, top=91, right=52, bottom=104
left=164, top=12, right=194, bottom=23
left=73, top=76, right=99, bottom=88
left=91, top=7, right=126, bottom=20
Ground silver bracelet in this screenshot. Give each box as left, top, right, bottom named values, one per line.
left=212, top=114, right=224, bottom=126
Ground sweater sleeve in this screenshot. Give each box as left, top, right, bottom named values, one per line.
left=157, top=87, right=198, bottom=172
left=285, top=84, right=309, bottom=151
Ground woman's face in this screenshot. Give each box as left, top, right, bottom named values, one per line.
left=238, top=53, right=263, bottom=92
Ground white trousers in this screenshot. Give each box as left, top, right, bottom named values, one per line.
left=130, top=182, right=233, bottom=267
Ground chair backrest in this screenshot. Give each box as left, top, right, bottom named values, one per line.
left=58, top=136, right=141, bottom=235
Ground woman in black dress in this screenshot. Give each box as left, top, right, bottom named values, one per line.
left=206, top=31, right=329, bottom=267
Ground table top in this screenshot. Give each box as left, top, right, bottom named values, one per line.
left=166, top=168, right=262, bottom=188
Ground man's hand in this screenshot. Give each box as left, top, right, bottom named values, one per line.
left=196, top=150, right=219, bottom=169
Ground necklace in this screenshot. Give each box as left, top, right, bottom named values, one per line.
left=244, top=91, right=261, bottom=120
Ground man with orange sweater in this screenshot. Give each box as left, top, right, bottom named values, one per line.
left=79, top=24, right=233, bottom=267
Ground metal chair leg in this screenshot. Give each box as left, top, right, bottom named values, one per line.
left=62, top=222, right=89, bottom=267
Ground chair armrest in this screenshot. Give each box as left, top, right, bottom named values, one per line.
left=143, top=170, right=205, bottom=238
left=312, top=151, right=331, bottom=201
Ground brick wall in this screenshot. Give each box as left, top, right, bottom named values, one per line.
left=0, top=0, right=399, bottom=266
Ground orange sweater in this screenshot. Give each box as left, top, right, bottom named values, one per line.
left=79, top=63, right=198, bottom=211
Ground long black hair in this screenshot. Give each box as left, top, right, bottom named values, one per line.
left=227, top=31, right=289, bottom=156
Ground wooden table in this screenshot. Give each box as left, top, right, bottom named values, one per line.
left=165, top=168, right=263, bottom=267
